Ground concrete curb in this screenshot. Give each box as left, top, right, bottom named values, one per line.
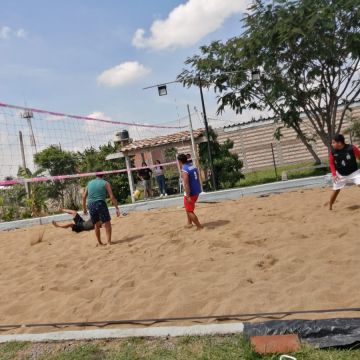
left=0, top=323, right=244, bottom=343
left=0, top=175, right=331, bottom=231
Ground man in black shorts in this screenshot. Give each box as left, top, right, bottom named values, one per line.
left=138, top=162, right=153, bottom=199
left=83, top=172, right=120, bottom=245
left=52, top=208, right=94, bottom=233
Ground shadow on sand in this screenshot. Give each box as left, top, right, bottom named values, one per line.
left=112, top=234, right=144, bottom=245
left=346, top=205, right=360, bottom=211
left=203, top=220, right=230, bottom=229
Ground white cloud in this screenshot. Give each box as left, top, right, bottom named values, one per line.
left=87, top=111, right=111, bottom=121
left=97, top=61, right=151, bottom=87
left=132, top=0, right=249, bottom=50
left=0, top=26, right=11, bottom=39
left=16, top=28, right=27, bottom=38
left=84, top=112, right=120, bottom=146
left=85, top=111, right=112, bottom=133
left=0, top=26, right=28, bottom=40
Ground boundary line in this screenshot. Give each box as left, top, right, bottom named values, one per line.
left=0, top=323, right=244, bottom=343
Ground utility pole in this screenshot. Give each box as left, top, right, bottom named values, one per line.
left=187, top=104, right=203, bottom=191
left=19, top=131, right=30, bottom=197
left=187, top=104, right=197, bottom=164
left=198, top=75, right=216, bottom=190
left=143, top=74, right=217, bottom=190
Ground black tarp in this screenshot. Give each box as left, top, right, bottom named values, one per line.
left=244, top=318, right=360, bottom=348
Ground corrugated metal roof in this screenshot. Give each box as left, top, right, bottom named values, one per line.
left=121, top=129, right=204, bottom=152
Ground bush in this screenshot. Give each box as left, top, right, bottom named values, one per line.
left=199, top=128, right=243, bottom=190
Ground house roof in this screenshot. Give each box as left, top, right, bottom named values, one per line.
left=223, top=116, right=275, bottom=130
left=223, top=98, right=360, bottom=130
left=121, top=129, right=204, bottom=152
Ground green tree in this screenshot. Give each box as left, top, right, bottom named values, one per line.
left=164, top=147, right=177, bottom=162
left=351, top=121, right=360, bottom=141
left=17, top=167, right=49, bottom=217
left=346, top=108, right=360, bottom=141
left=34, top=145, right=79, bottom=208
left=78, top=143, right=130, bottom=203
left=0, top=182, right=26, bottom=221
left=199, top=128, right=243, bottom=190
left=178, top=0, right=360, bottom=163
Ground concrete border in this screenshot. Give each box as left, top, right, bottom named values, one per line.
left=0, top=175, right=332, bottom=231
left=0, top=323, right=244, bottom=343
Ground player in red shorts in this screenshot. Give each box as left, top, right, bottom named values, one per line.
left=177, top=154, right=203, bottom=230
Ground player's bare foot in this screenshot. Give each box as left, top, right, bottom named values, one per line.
left=324, top=201, right=332, bottom=210
left=185, top=224, right=193, bottom=229
left=96, top=242, right=106, bottom=247
left=196, top=225, right=204, bottom=231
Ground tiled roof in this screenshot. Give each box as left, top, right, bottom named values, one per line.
left=121, top=129, right=204, bottom=152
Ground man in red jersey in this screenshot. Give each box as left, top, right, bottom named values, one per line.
left=327, top=134, right=360, bottom=210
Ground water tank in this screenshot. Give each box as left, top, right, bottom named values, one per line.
left=117, top=129, right=129, bottom=141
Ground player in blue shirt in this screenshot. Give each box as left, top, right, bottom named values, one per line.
left=177, top=154, right=203, bottom=230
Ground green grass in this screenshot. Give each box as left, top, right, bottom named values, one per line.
left=1, top=335, right=360, bottom=360
left=238, top=162, right=329, bottom=188
left=0, top=341, right=29, bottom=360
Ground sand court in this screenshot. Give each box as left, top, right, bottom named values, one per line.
left=0, top=187, right=359, bottom=333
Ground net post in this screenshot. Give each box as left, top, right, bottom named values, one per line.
left=18, top=131, right=30, bottom=197
left=125, top=155, right=136, bottom=203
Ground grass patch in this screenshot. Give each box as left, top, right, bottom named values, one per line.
left=0, top=341, right=29, bottom=360
left=1, top=335, right=360, bottom=359
left=239, top=162, right=329, bottom=188
left=45, top=343, right=106, bottom=360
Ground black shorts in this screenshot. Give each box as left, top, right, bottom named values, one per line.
left=72, top=214, right=85, bottom=233
left=88, top=200, right=111, bottom=224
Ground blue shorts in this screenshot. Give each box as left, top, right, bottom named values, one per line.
left=88, top=200, right=111, bottom=224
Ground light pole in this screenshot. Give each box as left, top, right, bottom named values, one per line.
left=143, top=69, right=261, bottom=191
left=198, top=75, right=216, bottom=190
left=143, top=77, right=217, bottom=190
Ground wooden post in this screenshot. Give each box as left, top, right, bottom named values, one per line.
left=19, top=131, right=30, bottom=197
left=270, top=143, right=278, bottom=180
left=125, top=155, right=136, bottom=203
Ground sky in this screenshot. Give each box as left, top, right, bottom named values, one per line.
left=0, top=0, right=255, bottom=128
left=0, top=0, right=260, bottom=178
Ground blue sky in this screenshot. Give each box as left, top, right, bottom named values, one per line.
left=0, top=0, right=251, bottom=131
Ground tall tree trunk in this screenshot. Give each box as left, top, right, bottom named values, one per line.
left=292, top=125, right=322, bottom=164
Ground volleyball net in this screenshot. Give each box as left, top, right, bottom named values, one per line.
left=0, top=102, right=197, bottom=220
left=0, top=102, right=187, bottom=179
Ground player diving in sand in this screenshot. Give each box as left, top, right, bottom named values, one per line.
left=52, top=209, right=95, bottom=233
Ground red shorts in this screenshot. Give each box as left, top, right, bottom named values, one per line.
left=184, top=195, right=199, bottom=212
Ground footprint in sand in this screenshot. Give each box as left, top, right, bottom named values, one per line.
left=245, top=238, right=267, bottom=247
left=211, top=240, right=232, bottom=248
left=121, top=280, right=135, bottom=288
left=255, top=254, right=278, bottom=270
left=55, top=263, right=67, bottom=269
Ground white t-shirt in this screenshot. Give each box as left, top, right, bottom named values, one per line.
left=154, top=166, right=164, bottom=176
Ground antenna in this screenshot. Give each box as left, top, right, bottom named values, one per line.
left=21, top=108, right=38, bottom=153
